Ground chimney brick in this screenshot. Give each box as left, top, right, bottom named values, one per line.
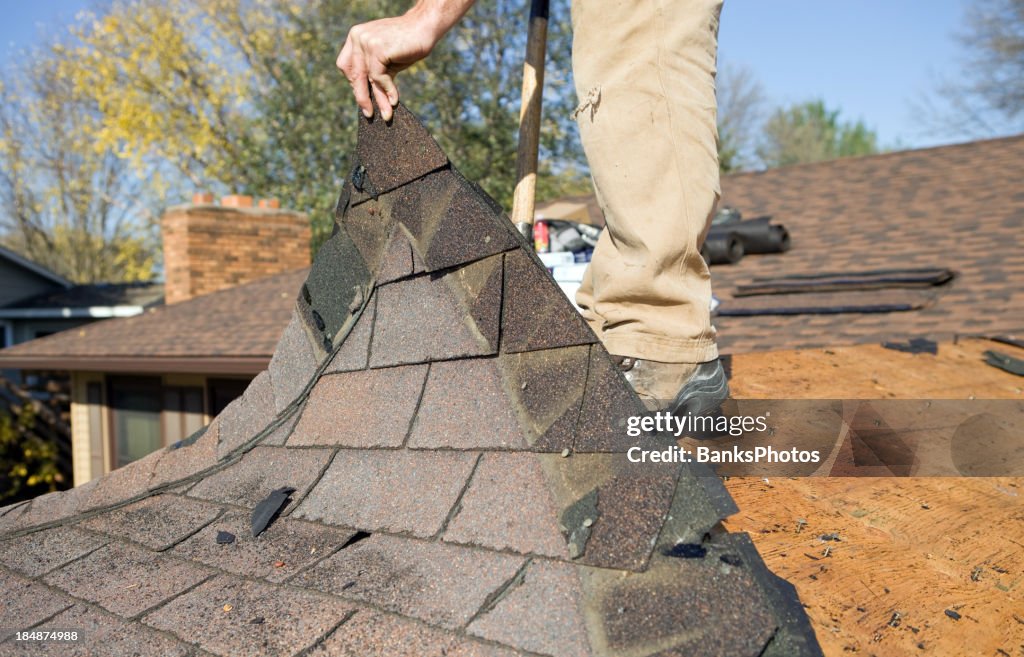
left=161, top=198, right=310, bottom=305
left=192, top=192, right=215, bottom=205
left=258, top=198, right=281, bottom=209
left=220, top=194, right=254, bottom=208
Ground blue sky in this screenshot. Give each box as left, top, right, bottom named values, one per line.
left=1, top=0, right=990, bottom=150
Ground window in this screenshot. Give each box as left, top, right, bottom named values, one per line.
left=207, top=378, right=250, bottom=416
left=0, top=321, right=11, bottom=349
left=108, top=377, right=163, bottom=469
left=163, top=386, right=205, bottom=443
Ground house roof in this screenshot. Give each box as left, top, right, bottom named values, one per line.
left=712, top=135, right=1024, bottom=352
left=0, top=270, right=306, bottom=374
left=0, top=244, right=71, bottom=288
left=0, top=281, right=165, bottom=322
left=534, top=194, right=605, bottom=227
left=0, top=105, right=821, bottom=657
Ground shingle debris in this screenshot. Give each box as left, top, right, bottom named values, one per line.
left=251, top=486, right=296, bottom=538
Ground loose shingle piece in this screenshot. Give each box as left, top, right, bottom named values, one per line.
left=251, top=487, right=296, bottom=538
left=0, top=103, right=822, bottom=657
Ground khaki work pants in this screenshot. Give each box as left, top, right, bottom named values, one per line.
left=571, top=0, right=723, bottom=363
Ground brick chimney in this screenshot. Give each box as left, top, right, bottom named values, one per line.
left=162, top=194, right=311, bottom=304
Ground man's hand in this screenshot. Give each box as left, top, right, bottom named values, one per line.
left=337, top=1, right=476, bottom=121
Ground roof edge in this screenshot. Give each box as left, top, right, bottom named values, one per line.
left=723, top=132, right=1024, bottom=180
left=0, top=244, right=71, bottom=288
left=0, top=354, right=269, bottom=375
left=0, top=306, right=145, bottom=319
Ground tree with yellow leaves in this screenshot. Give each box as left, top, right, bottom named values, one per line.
left=0, top=49, right=158, bottom=283
left=49, top=0, right=585, bottom=250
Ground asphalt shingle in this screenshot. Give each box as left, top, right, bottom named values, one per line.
left=143, top=574, right=353, bottom=657
left=444, top=453, right=569, bottom=558
left=0, top=527, right=108, bottom=577
left=268, top=312, right=319, bottom=413
left=216, top=370, right=277, bottom=459
left=293, top=450, right=478, bottom=538
left=43, top=543, right=212, bottom=618
left=295, top=534, right=524, bottom=630
left=369, top=255, right=503, bottom=367
left=3, top=603, right=194, bottom=657
left=501, top=250, right=597, bottom=354
left=289, top=365, right=428, bottom=448
left=187, top=446, right=333, bottom=508
left=0, top=569, right=74, bottom=641
left=468, top=560, right=592, bottom=657
left=174, top=510, right=356, bottom=583
left=408, top=358, right=529, bottom=450
left=81, top=494, right=222, bottom=551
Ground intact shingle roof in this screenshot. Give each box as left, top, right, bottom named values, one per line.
left=713, top=135, right=1024, bottom=352
left=0, top=106, right=822, bottom=657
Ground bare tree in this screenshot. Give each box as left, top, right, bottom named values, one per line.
left=716, top=63, right=766, bottom=172
left=915, top=0, right=1024, bottom=139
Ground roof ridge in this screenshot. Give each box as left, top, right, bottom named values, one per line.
left=724, top=131, right=1024, bottom=179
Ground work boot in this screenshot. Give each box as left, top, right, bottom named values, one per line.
left=615, top=357, right=729, bottom=416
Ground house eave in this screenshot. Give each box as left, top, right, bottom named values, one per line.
left=0, top=355, right=269, bottom=375
left=0, top=305, right=145, bottom=319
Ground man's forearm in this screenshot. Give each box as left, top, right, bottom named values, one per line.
left=338, top=0, right=477, bottom=120
left=404, top=0, right=478, bottom=44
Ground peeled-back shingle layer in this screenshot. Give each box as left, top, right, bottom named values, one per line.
left=0, top=106, right=823, bottom=657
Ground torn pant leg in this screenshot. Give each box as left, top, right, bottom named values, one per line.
left=570, top=0, right=723, bottom=364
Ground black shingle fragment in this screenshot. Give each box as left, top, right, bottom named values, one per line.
left=882, top=337, right=938, bottom=354
left=662, top=543, right=707, bottom=559
left=251, top=487, right=296, bottom=538
left=216, top=531, right=236, bottom=545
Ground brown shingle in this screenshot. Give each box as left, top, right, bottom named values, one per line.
left=186, top=445, right=334, bottom=508
left=142, top=574, right=353, bottom=657
left=173, top=510, right=355, bottom=583
left=468, top=560, right=592, bottom=657
left=268, top=312, right=319, bottom=412
left=356, top=104, right=448, bottom=195
left=216, top=370, right=277, bottom=458
left=408, top=358, right=529, bottom=450
left=444, top=453, right=569, bottom=558
left=81, top=494, right=222, bottom=551
left=9, top=604, right=193, bottom=657
left=294, top=534, right=524, bottom=630
left=0, top=527, right=108, bottom=577
left=308, top=609, right=521, bottom=657
left=289, top=365, right=428, bottom=448
left=43, top=542, right=212, bottom=618
left=369, top=256, right=503, bottom=367
left=0, top=570, right=74, bottom=640
left=292, top=450, right=478, bottom=537
left=501, top=250, right=597, bottom=354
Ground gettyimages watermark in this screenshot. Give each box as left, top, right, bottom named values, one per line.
left=621, top=399, right=1024, bottom=477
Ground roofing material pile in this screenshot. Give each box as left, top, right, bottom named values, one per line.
left=0, top=106, right=822, bottom=657
left=719, top=267, right=956, bottom=316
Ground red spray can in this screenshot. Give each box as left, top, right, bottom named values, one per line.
left=533, top=220, right=550, bottom=253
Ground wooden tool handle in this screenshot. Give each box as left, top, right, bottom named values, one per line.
left=511, top=0, right=549, bottom=239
